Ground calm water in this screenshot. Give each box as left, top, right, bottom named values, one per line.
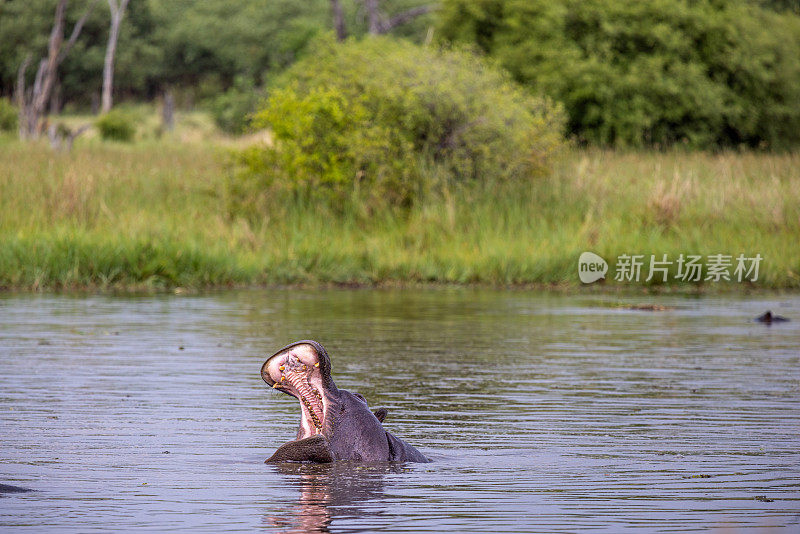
left=1, top=289, right=798, bottom=532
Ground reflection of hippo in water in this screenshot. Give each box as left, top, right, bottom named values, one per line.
left=261, top=340, right=429, bottom=463
left=263, top=462, right=399, bottom=532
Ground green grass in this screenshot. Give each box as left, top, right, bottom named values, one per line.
left=1, top=134, right=798, bottom=291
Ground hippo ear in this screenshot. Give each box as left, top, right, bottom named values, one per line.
left=265, top=435, right=332, bottom=463
left=372, top=408, right=388, bottom=423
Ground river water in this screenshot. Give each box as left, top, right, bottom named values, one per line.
left=1, top=289, right=798, bottom=532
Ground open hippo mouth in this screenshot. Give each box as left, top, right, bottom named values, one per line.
left=261, top=339, right=429, bottom=463
left=261, top=341, right=331, bottom=438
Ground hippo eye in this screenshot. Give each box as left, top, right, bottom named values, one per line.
left=353, top=393, right=367, bottom=403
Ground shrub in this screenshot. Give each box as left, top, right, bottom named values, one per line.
left=206, top=77, right=262, bottom=134
left=438, top=0, right=800, bottom=148
left=231, top=36, right=565, bottom=217
left=0, top=98, right=17, bottom=132
left=95, top=110, right=136, bottom=142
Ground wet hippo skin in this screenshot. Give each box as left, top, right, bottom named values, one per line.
left=755, top=310, right=789, bottom=324
left=0, top=484, right=34, bottom=493
left=261, top=340, right=429, bottom=463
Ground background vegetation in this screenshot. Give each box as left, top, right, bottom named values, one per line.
left=2, top=0, right=799, bottom=147
left=438, top=0, right=800, bottom=148
left=232, top=36, right=564, bottom=216
left=0, top=0, right=798, bottom=291
left=0, top=0, right=434, bottom=110
left=1, top=131, right=797, bottom=290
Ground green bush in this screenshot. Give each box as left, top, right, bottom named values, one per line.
left=438, top=0, right=800, bottom=148
left=0, top=98, right=17, bottom=132
left=95, top=110, right=136, bottom=142
left=206, top=77, right=262, bottom=134
left=231, top=36, right=564, bottom=216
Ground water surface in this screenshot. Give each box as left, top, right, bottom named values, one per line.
left=1, top=289, right=799, bottom=531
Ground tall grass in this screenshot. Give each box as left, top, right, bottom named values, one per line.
left=0, top=136, right=798, bottom=290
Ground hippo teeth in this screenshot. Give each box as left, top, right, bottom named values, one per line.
left=301, top=396, right=322, bottom=430
left=265, top=344, right=327, bottom=436
left=280, top=368, right=325, bottom=433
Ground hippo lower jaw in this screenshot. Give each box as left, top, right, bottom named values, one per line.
left=261, top=341, right=429, bottom=464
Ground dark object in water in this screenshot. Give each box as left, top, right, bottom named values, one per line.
left=261, top=340, right=429, bottom=463
left=755, top=311, right=789, bottom=324
left=0, top=483, right=34, bottom=493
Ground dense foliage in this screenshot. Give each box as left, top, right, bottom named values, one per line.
left=0, top=98, right=17, bottom=132
left=230, top=37, right=565, bottom=216
left=438, top=0, right=800, bottom=148
left=95, top=109, right=135, bottom=141
left=0, top=0, right=434, bottom=108
left=205, top=77, right=262, bottom=134
left=3, top=0, right=798, bottom=150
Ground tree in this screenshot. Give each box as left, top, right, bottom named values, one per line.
left=101, top=0, right=130, bottom=113
left=234, top=37, right=564, bottom=216
left=438, top=0, right=800, bottom=148
left=330, top=0, right=347, bottom=40
left=15, top=0, right=96, bottom=138
left=363, top=0, right=434, bottom=34
left=1, top=0, right=437, bottom=113
left=327, top=0, right=435, bottom=41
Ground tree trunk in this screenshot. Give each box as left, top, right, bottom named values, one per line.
left=365, top=0, right=382, bottom=34
left=162, top=90, right=174, bottom=131
left=16, top=0, right=97, bottom=139
left=382, top=6, right=433, bottom=33
left=330, top=0, right=347, bottom=41
left=48, top=122, right=91, bottom=151
left=363, top=1, right=434, bottom=35
left=50, top=80, right=62, bottom=115
left=29, top=0, right=67, bottom=137
left=101, top=0, right=130, bottom=114
left=15, top=54, right=31, bottom=139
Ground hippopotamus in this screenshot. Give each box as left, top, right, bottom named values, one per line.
left=261, top=340, right=429, bottom=463
left=755, top=310, right=790, bottom=324
left=0, top=483, right=34, bottom=493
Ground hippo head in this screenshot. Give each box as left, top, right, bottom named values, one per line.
left=261, top=340, right=429, bottom=463
left=261, top=340, right=340, bottom=440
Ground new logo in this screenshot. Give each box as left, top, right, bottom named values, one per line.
left=578, top=251, right=608, bottom=284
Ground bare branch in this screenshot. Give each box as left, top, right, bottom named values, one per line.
left=32, top=60, right=46, bottom=98
left=59, top=0, right=100, bottom=63
left=381, top=5, right=434, bottom=33
left=15, top=55, right=31, bottom=110
left=66, top=123, right=92, bottom=151
left=47, top=122, right=91, bottom=151
left=15, top=54, right=32, bottom=139
left=29, top=59, right=48, bottom=135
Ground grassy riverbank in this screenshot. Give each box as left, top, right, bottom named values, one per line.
left=1, top=135, right=798, bottom=291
